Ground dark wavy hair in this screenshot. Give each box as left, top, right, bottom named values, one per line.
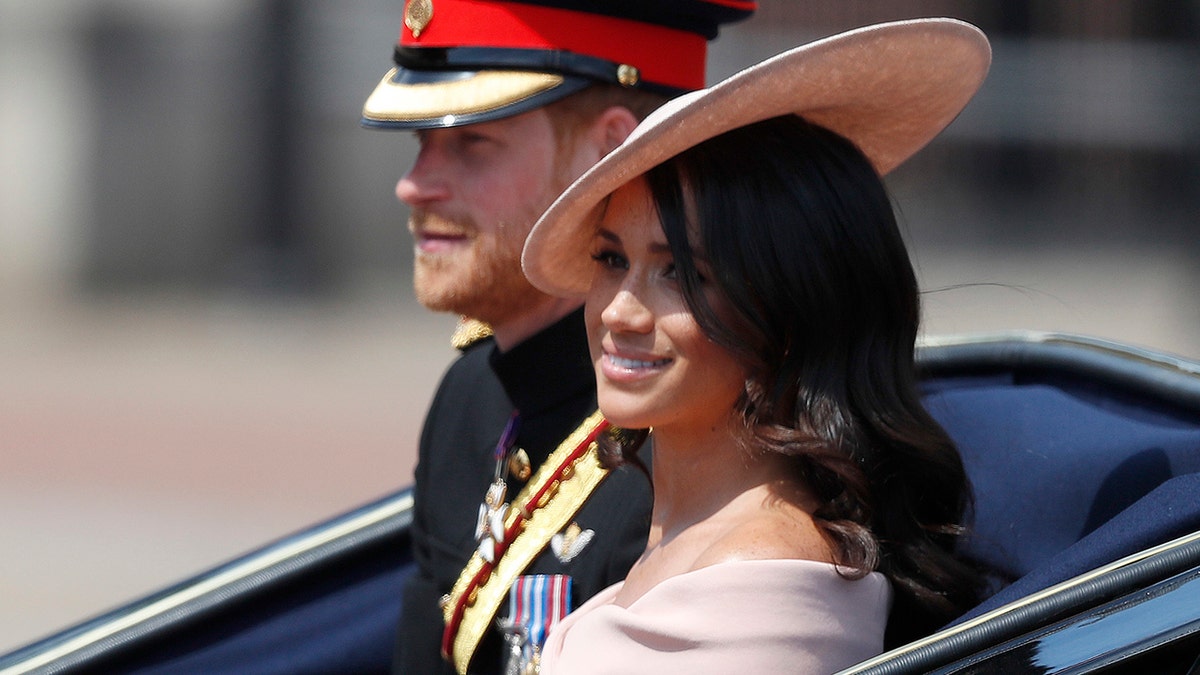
left=598, top=114, right=984, bottom=646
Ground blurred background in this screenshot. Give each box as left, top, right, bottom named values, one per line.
left=2, top=0, right=1198, bottom=655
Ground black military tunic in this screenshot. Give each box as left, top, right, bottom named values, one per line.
left=394, top=309, right=653, bottom=674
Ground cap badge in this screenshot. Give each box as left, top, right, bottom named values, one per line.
left=405, top=0, right=433, bottom=38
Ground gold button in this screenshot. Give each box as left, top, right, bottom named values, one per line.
left=617, top=64, right=640, bottom=87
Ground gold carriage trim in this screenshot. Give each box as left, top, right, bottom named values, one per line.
left=441, top=410, right=610, bottom=674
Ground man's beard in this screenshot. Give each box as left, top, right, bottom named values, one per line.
left=410, top=212, right=547, bottom=325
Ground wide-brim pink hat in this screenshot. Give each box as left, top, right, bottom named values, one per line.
left=523, top=18, right=991, bottom=299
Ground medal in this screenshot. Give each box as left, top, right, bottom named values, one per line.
left=508, top=448, right=532, bottom=481
left=475, top=412, right=521, bottom=563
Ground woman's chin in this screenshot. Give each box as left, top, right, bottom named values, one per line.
left=597, top=399, right=654, bottom=431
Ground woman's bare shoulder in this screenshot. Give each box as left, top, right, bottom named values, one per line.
left=692, top=510, right=833, bottom=570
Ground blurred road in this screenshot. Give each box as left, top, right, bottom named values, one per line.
left=0, top=288, right=457, bottom=654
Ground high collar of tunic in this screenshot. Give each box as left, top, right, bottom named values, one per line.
left=489, top=308, right=595, bottom=418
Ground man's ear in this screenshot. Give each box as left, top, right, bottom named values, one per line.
left=559, top=106, right=641, bottom=182
left=590, top=106, right=640, bottom=155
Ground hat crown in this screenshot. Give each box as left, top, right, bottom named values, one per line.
left=427, top=0, right=757, bottom=40
left=395, top=0, right=757, bottom=89
left=522, top=18, right=992, bottom=298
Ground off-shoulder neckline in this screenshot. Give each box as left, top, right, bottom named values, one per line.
left=607, top=557, right=886, bottom=610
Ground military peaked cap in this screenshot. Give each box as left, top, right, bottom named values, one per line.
left=362, top=0, right=756, bottom=129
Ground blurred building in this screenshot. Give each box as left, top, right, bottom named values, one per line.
left=3, top=1, right=1197, bottom=321
left=2, top=1, right=405, bottom=298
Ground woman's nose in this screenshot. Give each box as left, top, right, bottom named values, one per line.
left=601, top=288, right=654, bottom=334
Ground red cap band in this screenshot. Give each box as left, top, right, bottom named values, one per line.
left=400, top=0, right=708, bottom=91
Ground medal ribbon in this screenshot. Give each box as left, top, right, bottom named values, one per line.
left=494, top=411, right=521, bottom=472
left=509, top=574, right=572, bottom=650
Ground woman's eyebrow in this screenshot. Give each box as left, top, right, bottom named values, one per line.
left=654, top=239, right=709, bottom=264
left=594, top=220, right=705, bottom=261
left=595, top=228, right=621, bottom=245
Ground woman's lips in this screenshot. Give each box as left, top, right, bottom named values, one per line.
left=600, top=351, right=672, bottom=382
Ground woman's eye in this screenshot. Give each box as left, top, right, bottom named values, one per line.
left=662, top=263, right=708, bottom=284
left=590, top=250, right=627, bottom=270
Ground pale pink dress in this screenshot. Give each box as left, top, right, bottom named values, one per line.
left=540, top=559, right=890, bottom=674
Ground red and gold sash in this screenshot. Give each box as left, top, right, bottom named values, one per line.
left=441, top=411, right=611, bottom=674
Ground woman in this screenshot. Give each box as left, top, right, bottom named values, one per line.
left=522, top=19, right=991, bottom=673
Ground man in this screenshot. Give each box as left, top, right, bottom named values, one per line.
left=361, top=1, right=755, bottom=672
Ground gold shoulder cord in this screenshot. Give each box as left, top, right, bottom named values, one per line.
left=451, top=317, right=494, bottom=351
left=442, top=411, right=611, bottom=674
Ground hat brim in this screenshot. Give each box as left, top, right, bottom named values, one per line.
left=361, top=67, right=591, bottom=129
left=523, top=18, right=991, bottom=299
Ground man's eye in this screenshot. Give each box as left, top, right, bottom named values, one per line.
left=460, top=131, right=494, bottom=146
